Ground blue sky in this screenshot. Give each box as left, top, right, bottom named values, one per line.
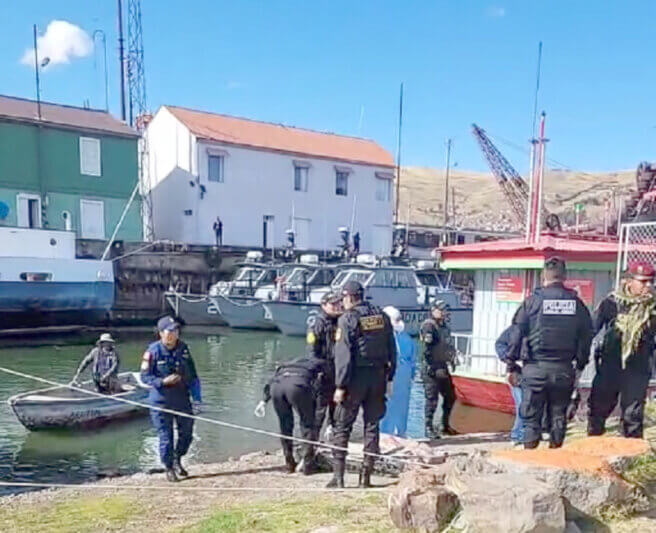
left=2, top=1, right=656, bottom=173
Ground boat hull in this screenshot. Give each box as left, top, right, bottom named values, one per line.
left=8, top=373, right=150, bottom=431
left=214, top=295, right=277, bottom=330
left=265, top=301, right=473, bottom=337
left=450, top=372, right=517, bottom=415
left=165, top=292, right=228, bottom=326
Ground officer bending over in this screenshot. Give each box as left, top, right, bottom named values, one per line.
left=327, top=281, right=396, bottom=489
left=306, top=291, right=342, bottom=436
left=255, top=355, right=333, bottom=474
left=588, top=262, right=656, bottom=438
left=140, top=316, right=202, bottom=482
left=420, top=301, right=457, bottom=439
left=507, top=257, right=592, bottom=449
left=72, top=333, right=122, bottom=394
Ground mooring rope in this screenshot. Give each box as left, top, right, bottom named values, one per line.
left=0, top=366, right=453, bottom=470
left=0, top=481, right=387, bottom=493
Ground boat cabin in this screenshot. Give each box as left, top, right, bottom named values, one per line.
left=439, top=234, right=618, bottom=379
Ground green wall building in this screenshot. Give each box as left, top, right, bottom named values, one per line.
left=0, top=95, right=142, bottom=241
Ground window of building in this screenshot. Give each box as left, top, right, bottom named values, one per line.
left=376, top=176, right=392, bottom=202
left=208, top=155, right=224, bottom=182
left=80, top=137, right=101, bottom=176
left=294, top=166, right=308, bottom=192
left=184, top=209, right=193, bottom=216
left=335, top=171, right=349, bottom=196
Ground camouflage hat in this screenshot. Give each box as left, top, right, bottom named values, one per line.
left=430, top=300, right=450, bottom=311
left=320, top=291, right=341, bottom=305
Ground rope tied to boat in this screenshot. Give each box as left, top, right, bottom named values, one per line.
left=0, top=365, right=458, bottom=471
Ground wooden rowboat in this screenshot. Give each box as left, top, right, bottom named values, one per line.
left=8, top=372, right=150, bottom=431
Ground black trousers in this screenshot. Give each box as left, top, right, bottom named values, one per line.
left=520, top=361, right=574, bottom=447
left=424, top=369, right=455, bottom=432
left=332, top=367, right=386, bottom=469
left=271, top=380, right=316, bottom=462
left=588, top=358, right=651, bottom=438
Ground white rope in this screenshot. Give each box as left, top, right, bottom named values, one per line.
left=0, top=481, right=387, bottom=493
left=0, top=366, right=447, bottom=469
left=167, top=291, right=208, bottom=304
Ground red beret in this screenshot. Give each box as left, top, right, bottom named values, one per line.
left=628, top=261, right=655, bottom=281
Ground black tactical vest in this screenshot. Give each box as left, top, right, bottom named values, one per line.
left=352, top=303, right=391, bottom=368
left=527, top=285, right=579, bottom=360
left=420, top=319, right=454, bottom=368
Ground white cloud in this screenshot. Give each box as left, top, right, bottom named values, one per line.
left=20, top=20, right=93, bottom=68
left=487, top=6, right=506, bottom=18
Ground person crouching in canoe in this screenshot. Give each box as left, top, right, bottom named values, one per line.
left=71, top=333, right=122, bottom=394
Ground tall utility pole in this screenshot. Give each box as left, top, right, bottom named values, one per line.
left=394, top=82, right=404, bottom=224
left=117, top=0, right=126, bottom=121
left=93, top=30, right=109, bottom=111
left=33, top=24, right=42, bottom=120
left=443, top=138, right=452, bottom=227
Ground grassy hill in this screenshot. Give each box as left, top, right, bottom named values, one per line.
left=398, top=166, right=635, bottom=232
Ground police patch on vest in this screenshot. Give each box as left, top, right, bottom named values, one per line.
left=306, top=331, right=316, bottom=345
left=359, top=315, right=385, bottom=331
left=542, top=299, right=576, bottom=315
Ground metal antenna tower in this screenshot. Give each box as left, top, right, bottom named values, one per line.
left=126, top=0, right=154, bottom=241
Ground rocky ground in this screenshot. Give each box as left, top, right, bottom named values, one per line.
left=2, top=418, right=656, bottom=532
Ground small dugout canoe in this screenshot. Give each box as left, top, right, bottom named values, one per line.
left=8, top=372, right=151, bottom=431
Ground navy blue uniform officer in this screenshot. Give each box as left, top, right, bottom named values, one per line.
left=140, top=316, right=202, bottom=482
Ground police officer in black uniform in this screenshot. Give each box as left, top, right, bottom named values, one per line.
left=588, top=261, right=656, bottom=438
left=306, top=292, right=342, bottom=438
left=507, top=257, right=592, bottom=449
left=420, top=301, right=457, bottom=439
left=255, top=355, right=333, bottom=474
left=327, top=280, right=396, bottom=489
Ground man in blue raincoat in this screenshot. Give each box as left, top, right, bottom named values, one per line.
left=380, top=306, right=417, bottom=438
left=140, top=316, right=202, bottom=482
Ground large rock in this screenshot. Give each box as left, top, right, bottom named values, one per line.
left=388, top=469, right=459, bottom=532
left=448, top=473, right=566, bottom=533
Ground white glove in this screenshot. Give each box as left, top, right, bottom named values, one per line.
left=324, top=424, right=334, bottom=441
left=254, top=400, right=266, bottom=418
left=192, top=401, right=203, bottom=415
left=386, top=381, right=394, bottom=397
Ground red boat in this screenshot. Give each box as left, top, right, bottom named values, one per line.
left=450, top=371, right=516, bottom=415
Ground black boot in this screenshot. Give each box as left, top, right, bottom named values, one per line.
left=165, top=468, right=179, bottom=483
left=425, top=424, right=440, bottom=440
left=284, top=454, right=297, bottom=474
left=302, top=457, right=319, bottom=475
left=173, top=457, right=188, bottom=478
left=358, top=466, right=372, bottom=488
left=442, top=425, right=457, bottom=436
left=326, top=460, right=345, bottom=488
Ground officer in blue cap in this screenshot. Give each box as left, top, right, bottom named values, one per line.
left=140, top=316, right=202, bottom=482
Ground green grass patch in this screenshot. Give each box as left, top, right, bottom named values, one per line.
left=0, top=493, right=139, bottom=533
left=187, top=493, right=395, bottom=533
left=623, top=453, right=656, bottom=486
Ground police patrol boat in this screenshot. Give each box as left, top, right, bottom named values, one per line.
left=264, top=254, right=473, bottom=336
left=217, top=256, right=336, bottom=330
left=0, top=227, right=114, bottom=329
left=8, top=372, right=149, bottom=431
left=165, top=251, right=280, bottom=326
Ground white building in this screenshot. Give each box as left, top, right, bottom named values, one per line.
left=145, top=105, right=395, bottom=254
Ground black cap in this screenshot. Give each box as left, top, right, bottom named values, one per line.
left=342, top=280, right=364, bottom=297
left=157, top=316, right=179, bottom=331
left=431, top=300, right=449, bottom=311
left=320, top=291, right=341, bottom=305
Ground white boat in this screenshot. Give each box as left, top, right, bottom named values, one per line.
left=8, top=372, right=150, bottom=431
left=0, top=227, right=114, bottom=329
left=265, top=256, right=473, bottom=336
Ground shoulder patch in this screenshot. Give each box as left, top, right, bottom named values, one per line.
left=359, top=314, right=385, bottom=331
left=335, top=328, right=343, bottom=342
left=543, top=299, right=576, bottom=315
left=306, top=331, right=317, bottom=345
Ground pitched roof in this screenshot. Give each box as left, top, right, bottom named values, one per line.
left=165, top=105, right=395, bottom=168
left=0, top=95, right=138, bottom=137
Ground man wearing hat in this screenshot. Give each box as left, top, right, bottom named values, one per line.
left=72, top=333, right=121, bottom=394
left=306, top=291, right=342, bottom=438
left=327, top=280, right=396, bottom=489
left=588, top=261, right=656, bottom=438
left=507, top=257, right=592, bottom=449
left=140, top=316, right=202, bottom=482
left=420, top=300, right=457, bottom=439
